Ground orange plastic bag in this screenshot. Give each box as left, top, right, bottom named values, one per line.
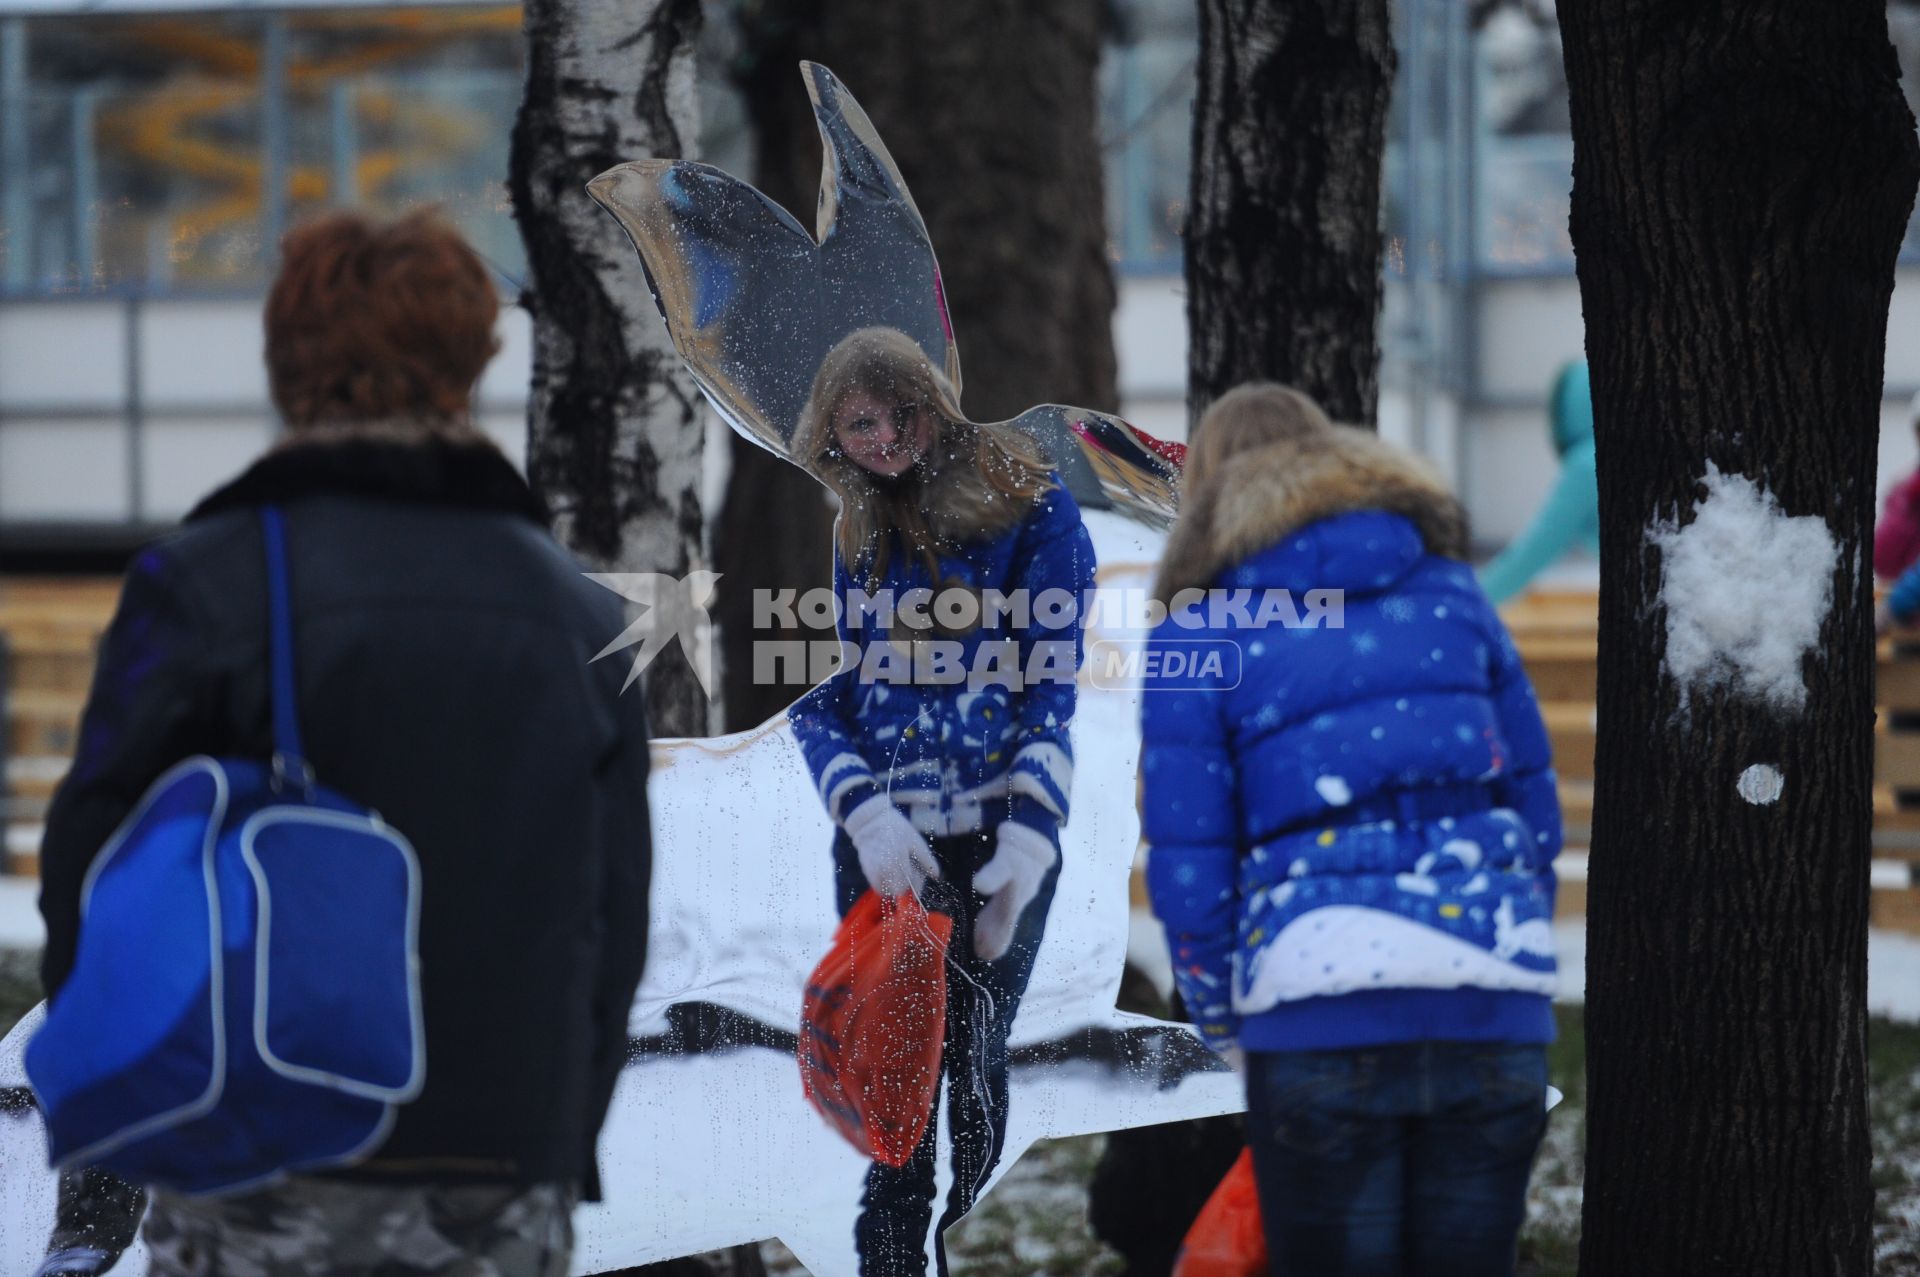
left=798, top=890, right=954, bottom=1167
left=1173, top=1147, right=1267, bottom=1277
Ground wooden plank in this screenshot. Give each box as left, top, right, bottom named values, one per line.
left=1558, top=778, right=1594, bottom=828
left=1543, top=702, right=1596, bottom=780
left=1554, top=878, right=1588, bottom=920
left=9, top=646, right=97, bottom=694
left=1522, top=663, right=1596, bottom=705
left=1877, top=731, right=1920, bottom=789
left=7, top=689, right=85, bottom=758
left=4, top=823, right=40, bottom=877
left=1871, top=888, right=1920, bottom=936
left=4, top=768, right=66, bottom=803
left=1878, top=653, right=1920, bottom=712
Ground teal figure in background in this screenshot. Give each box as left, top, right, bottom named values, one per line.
left=1478, top=361, right=1600, bottom=605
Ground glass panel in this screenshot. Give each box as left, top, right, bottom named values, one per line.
left=1, top=8, right=523, bottom=297
left=97, top=82, right=269, bottom=291
left=285, top=8, right=524, bottom=282
left=1473, top=4, right=1574, bottom=273
left=1101, top=9, right=1196, bottom=274
left=16, top=13, right=272, bottom=292
left=334, top=72, right=524, bottom=284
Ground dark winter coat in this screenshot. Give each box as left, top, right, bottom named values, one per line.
left=36, top=431, right=652, bottom=1195
left=1142, top=425, right=1560, bottom=1055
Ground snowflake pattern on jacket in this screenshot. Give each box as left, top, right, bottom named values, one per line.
left=1141, top=430, right=1559, bottom=1053
left=789, top=482, right=1096, bottom=845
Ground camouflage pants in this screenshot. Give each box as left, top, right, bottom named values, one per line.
left=142, top=1179, right=574, bottom=1277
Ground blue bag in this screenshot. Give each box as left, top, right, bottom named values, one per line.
left=26, top=506, right=425, bottom=1195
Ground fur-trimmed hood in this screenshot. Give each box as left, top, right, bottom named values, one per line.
left=186, top=424, right=549, bottom=527
left=1153, top=424, right=1468, bottom=602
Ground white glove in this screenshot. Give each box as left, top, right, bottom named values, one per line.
left=1221, top=1046, right=1246, bottom=1076
left=844, top=796, right=940, bottom=900
left=972, top=822, right=1057, bottom=961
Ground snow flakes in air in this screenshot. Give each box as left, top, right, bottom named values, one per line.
left=1737, top=763, right=1785, bottom=806
left=1315, top=775, right=1353, bottom=806
left=1647, top=464, right=1836, bottom=713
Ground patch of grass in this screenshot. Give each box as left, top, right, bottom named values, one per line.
left=0, top=948, right=38, bottom=1037
left=1871, top=1016, right=1920, bottom=1273
left=1519, top=1004, right=1587, bottom=1276
left=1543, top=1001, right=1586, bottom=1112
left=758, top=1136, right=1125, bottom=1277
left=1520, top=1009, right=1920, bottom=1275
left=944, top=1134, right=1125, bottom=1276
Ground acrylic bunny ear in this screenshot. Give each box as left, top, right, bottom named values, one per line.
left=587, top=63, right=959, bottom=457
left=587, top=159, right=823, bottom=455
left=803, top=61, right=963, bottom=398
left=588, top=63, right=1183, bottom=528
left=1014, top=407, right=1183, bottom=530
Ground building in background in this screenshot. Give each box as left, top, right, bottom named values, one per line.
left=3, top=0, right=1919, bottom=571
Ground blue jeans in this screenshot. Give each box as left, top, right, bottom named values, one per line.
left=833, top=828, right=1059, bottom=1277
left=1243, top=1041, right=1547, bottom=1277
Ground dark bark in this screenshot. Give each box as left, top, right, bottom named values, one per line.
left=715, top=0, right=1119, bottom=731
left=1185, top=0, right=1394, bottom=427
left=510, top=0, right=711, bottom=737
left=1561, top=1, right=1918, bottom=1271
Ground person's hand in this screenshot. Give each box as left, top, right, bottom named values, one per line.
left=972, top=823, right=1057, bottom=960
left=1221, top=1045, right=1246, bottom=1076
left=844, top=796, right=939, bottom=899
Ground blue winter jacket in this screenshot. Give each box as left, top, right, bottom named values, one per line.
left=789, top=480, right=1096, bottom=845
left=1889, top=555, right=1920, bottom=625
left=1143, top=434, right=1559, bottom=1054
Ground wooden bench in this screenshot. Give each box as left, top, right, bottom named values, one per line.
left=1502, top=590, right=1920, bottom=933
left=1, top=579, right=117, bottom=875
left=8, top=580, right=1919, bottom=937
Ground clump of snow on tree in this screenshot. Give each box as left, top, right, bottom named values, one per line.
left=1736, top=763, right=1784, bottom=805
left=1647, top=465, right=1836, bottom=712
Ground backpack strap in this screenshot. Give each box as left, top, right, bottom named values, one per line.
left=260, top=506, right=313, bottom=797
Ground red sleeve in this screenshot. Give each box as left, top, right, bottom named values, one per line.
left=1876, top=471, right=1920, bottom=581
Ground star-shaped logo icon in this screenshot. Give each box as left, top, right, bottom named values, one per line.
left=585, top=571, right=722, bottom=696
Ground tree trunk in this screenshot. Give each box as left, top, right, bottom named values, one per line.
left=510, top=0, right=710, bottom=737
left=1561, top=2, right=1918, bottom=1271
left=1185, top=0, right=1394, bottom=427
left=714, top=0, right=1119, bottom=731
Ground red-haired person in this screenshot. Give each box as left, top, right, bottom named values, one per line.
left=36, top=212, right=651, bottom=1277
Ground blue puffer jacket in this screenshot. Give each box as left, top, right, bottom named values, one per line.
left=789, top=479, right=1096, bottom=845
left=1142, top=428, right=1559, bottom=1054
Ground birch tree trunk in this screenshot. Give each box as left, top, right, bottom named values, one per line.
left=715, top=0, right=1118, bottom=731
left=1560, top=0, right=1919, bottom=1269
left=1185, top=0, right=1394, bottom=426
left=510, top=0, right=711, bottom=737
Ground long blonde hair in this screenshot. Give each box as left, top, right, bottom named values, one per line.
left=1183, top=383, right=1334, bottom=500
left=1153, top=382, right=1336, bottom=602
left=795, top=327, right=1054, bottom=585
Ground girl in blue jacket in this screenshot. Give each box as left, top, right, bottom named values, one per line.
left=787, top=327, right=1095, bottom=1276
left=1142, top=384, right=1557, bottom=1276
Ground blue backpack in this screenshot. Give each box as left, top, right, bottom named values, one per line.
left=26, top=506, right=426, bottom=1195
